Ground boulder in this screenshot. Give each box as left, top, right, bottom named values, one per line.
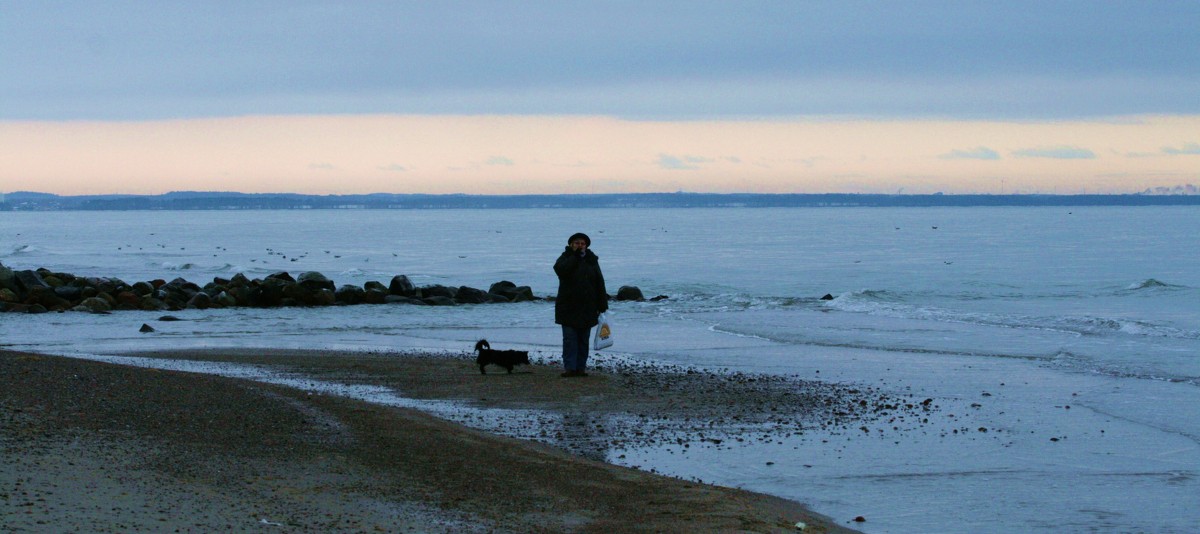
left=363, top=287, right=388, bottom=304
left=26, top=287, right=70, bottom=310
left=130, top=281, right=155, bottom=296
left=298, top=271, right=335, bottom=292
left=419, top=284, right=457, bottom=300
left=389, top=275, right=415, bottom=297
left=249, top=278, right=289, bottom=307
left=421, top=296, right=456, bottom=306
left=163, top=277, right=201, bottom=297
left=335, top=284, right=365, bottom=305
left=115, top=291, right=142, bottom=308
left=139, top=297, right=168, bottom=311
left=54, top=285, right=83, bottom=301
left=76, top=297, right=112, bottom=313
left=213, top=291, right=238, bottom=308
left=454, top=286, right=490, bottom=304
left=309, top=288, right=336, bottom=306
left=0, top=288, right=17, bottom=303
left=267, top=271, right=296, bottom=283
left=489, top=281, right=536, bottom=302
left=186, top=292, right=212, bottom=309
left=616, top=285, right=645, bottom=301
left=83, top=276, right=126, bottom=295
left=0, top=262, right=17, bottom=293
left=385, top=295, right=424, bottom=305
left=14, top=270, right=48, bottom=293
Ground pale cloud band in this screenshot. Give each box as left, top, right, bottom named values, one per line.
left=2, top=114, right=1198, bottom=196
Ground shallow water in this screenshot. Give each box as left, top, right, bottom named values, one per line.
left=3, top=206, right=1199, bottom=533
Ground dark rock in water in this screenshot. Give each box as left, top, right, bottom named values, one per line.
left=228, top=273, right=250, bottom=287
left=308, top=288, right=336, bottom=306
left=266, top=271, right=295, bottom=283
left=140, top=297, right=168, bottom=311
left=76, top=297, right=112, bottom=313
left=0, top=262, right=17, bottom=293
left=454, top=286, right=490, bottom=304
left=489, top=280, right=517, bottom=293
left=385, top=295, right=425, bottom=305
left=212, top=291, right=238, bottom=308
left=158, top=315, right=183, bottom=321
left=163, top=277, right=201, bottom=296
left=14, top=269, right=49, bottom=293
left=335, top=284, right=365, bottom=305
left=489, top=281, right=536, bottom=302
left=130, top=281, right=155, bottom=297
left=616, top=285, right=645, bottom=301
left=389, top=275, right=415, bottom=297
left=362, top=287, right=387, bottom=304
left=139, top=323, right=155, bottom=333
left=249, top=277, right=288, bottom=307
left=0, top=288, right=18, bottom=303
left=115, top=290, right=141, bottom=308
left=298, top=271, right=335, bottom=292
left=820, top=294, right=835, bottom=300
left=186, top=292, right=212, bottom=309
left=28, top=286, right=70, bottom=309
left=422, top=296, right=456, bottom=306
left=649, top=295, right=670, bottom=301
left=420, top=284, right=457, bottom=300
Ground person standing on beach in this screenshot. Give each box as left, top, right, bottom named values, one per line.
left=554, top=232, right=608, bottom=377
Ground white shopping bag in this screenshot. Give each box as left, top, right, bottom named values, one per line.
left=593, top=312, right=614, bottom=350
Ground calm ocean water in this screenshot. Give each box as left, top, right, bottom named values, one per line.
left=3, top=207, right=1198, bottom=533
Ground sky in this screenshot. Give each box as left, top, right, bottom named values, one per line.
left=2, top=1, right=1198, bottom=195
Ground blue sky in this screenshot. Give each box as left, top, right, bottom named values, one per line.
left=4, top=1, right=1198, bottom=121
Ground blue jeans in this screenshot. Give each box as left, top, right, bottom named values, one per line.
left=561, top=325, right=591, bottom=372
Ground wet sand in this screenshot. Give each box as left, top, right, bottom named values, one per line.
left=1, top=348, right=867, bottom=532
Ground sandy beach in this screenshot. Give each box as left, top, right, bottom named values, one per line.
left=1, top=348, right=865, bottom=533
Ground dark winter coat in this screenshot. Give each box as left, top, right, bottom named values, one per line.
left=554, top=247, right=608, bottom=328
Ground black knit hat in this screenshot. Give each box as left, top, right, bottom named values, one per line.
left=568, top=232, right=591, bottom=246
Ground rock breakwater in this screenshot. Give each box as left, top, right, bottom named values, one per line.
left=0, top=261, right=555, bottom=314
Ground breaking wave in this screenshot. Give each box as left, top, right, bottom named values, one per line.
left=4, top=244, right=37, bottom=256
left=822, top=289, right=1199, bottom=340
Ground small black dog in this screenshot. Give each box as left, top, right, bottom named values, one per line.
left=474, top=339, right=530, bottom=375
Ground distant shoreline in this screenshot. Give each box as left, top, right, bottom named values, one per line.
left=3, top=191, right=1200, bottom=211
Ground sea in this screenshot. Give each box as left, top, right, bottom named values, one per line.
left=2, top=206, right=1198, bottom=533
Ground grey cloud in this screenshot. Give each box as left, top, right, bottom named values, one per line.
left=1011, top=146, right=1096, bottom=159
left=1163, top=142, right=1200, bottom=155
left=657, top=154, right=719, bottom=170
left=657, top=154, right=697, bottom=170
left=940, top=147, right=1001, bottom=160
left=3, top=2, right=1198, bottom=121
left=379, top=164, right=408, bottom=172
left=485, top=156, right=515, bottom=166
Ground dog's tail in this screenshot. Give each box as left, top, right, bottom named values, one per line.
left=474, top=339, right=490, bottom=352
